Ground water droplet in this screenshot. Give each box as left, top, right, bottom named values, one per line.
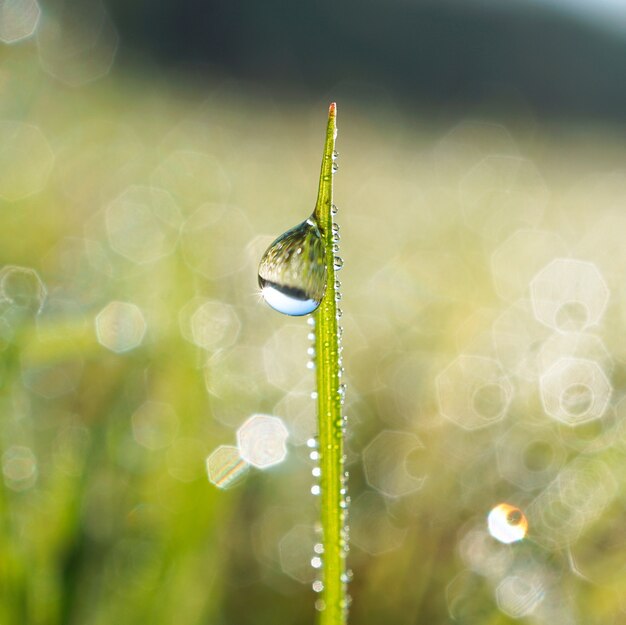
left=258, top=217, right=327, bottom=316
left=332, top=150, right=339, bottom=161
left=307, top=360, right=315, bottom=370
left=306, top=438, right=318, bottom=448
left=314, top=542, right=324, bottom=554
left=311, top=556, right=323, bottom=568
left=332, top=223, right=340, bottom=235
left=341, top=570, right=354, bottom=583
left=312, top=580, right=324, bottom=593
left=315, top=599, right=326, bottom=611
left=311, top=485, right=321, bottom=496
left=335, top=291, right=342, bottom=301
left=307, top=332, right=315, bottom=341
left=307, top=317, right=315, bottom=327
left=331, top=204, right=338, bottom=215
left=332, top=162, right=339, bottom=173
left=336, top=308, right=343, bottom=319
left=312, top=467, right=321, bottom=477
left=311, top=391, right=318, bottom=400
left=307, top=347, right=316, bottom=357
left=334, top=256, right=343, bottom=271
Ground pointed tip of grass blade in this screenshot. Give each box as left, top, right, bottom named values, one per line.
left=329, top=102, right=337, bottom=116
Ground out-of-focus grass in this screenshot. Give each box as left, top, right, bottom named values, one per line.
left=1, top=43, right=626, bottom=625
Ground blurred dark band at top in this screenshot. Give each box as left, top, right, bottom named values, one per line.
left=106, top=0, right=626, bottom=123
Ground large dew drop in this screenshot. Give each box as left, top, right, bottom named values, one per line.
left=258, top=216, right=327, bottom=316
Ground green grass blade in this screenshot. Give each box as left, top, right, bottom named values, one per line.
left=313, top=103, right=347, bottom=625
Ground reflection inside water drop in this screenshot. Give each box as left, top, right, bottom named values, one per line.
left=258, top=216, right=327, bottom=316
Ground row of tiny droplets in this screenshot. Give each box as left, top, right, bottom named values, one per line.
left=307, top=149, right=353, bottom=615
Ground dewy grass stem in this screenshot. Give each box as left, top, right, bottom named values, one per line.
left=313, top=103, right=348, bottom=625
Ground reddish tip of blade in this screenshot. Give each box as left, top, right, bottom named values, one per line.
left=329, top=102, right=337, bottom=115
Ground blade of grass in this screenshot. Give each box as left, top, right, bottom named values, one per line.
left=313, top=103, right=347, bottom=625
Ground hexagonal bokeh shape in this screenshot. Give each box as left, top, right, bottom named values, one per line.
left=496, top=425, right=565, bottom=491
left=362, top=430, right=425, bottom=498
left=36, top=0, right=119, bottom=87
left=263, top=324, right=311, bottom=392
left=350, top=491, right=407, bottom=555
left=569, top=503, right=626, bottom=589
left=236, top=414, right=289, bottom=469
left=206, top=444, right=249, bottom=489
left=0, top=265, right=46, bottom=313
left=436, top=355, right=514, bottom=430
left=458, top=524, right=513, bottom=579
left=445, top=570, right=494, bottom=622
left=434, top=120, right=519, bottom=183
left=278, top=524, right=317, bottom=584
left=180, top=203, right=252, bottom=280
left=105, top=185, right=182, bottom=264
left=2, top=445, right=37, bottom=491
left=491, top=230, right=568, bottom=302
left=539, top=357, right=611, bottom=426
left=95, top=301, right=146, bottom=353
left=0, top=122, right=54, bottom=201
left=460, top=156, right=548, bottom=240
left=132, top=401, right=179, bottom=451
left=21, top=358, right=83, bottom=399
left=495, top=574, right=545, bottom=619
left=537, top=331, right=612, bottom=376
left=273, top=385, right=316, bottom=447
left=205, top=346, right=268, bottom=428
left=528, top=455, right=616, bottom=549
left=178, top=296, right=240, bottom=351
left=151, top=150, right=230, bottom=208
left=491, top=299, right=549, bottom=382
left=530, top=258, right=609, bottom=332
left=0, top=0, right=41, bottom=43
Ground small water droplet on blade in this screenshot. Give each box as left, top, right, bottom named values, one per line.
left=258, top=217, right=327, bottom=316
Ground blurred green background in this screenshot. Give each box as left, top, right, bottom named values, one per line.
left=2, top=1, right=626, bottom=624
